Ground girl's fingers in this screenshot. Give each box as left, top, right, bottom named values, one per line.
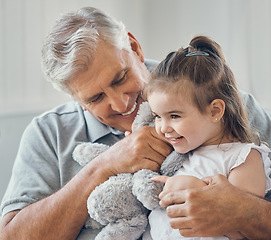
left=151, top=175, right=169, bottom=183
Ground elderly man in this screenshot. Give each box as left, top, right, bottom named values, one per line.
left=1, top=7, right=271, bottom=239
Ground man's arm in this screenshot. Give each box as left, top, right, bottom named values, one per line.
left=0, top=126, right=172, bottom=240
left=0, top=159, right=106, bottom=240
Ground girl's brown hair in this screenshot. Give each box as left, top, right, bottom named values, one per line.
left=145, top=35, right=256, bottom=144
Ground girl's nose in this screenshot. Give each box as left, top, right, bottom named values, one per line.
left=160, top=120, right=172, bottom=134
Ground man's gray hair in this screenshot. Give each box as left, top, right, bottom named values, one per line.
left=41, top=7, right=130, bottom=94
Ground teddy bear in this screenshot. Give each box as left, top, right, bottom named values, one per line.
left=72, top=102, right=188, bottom=240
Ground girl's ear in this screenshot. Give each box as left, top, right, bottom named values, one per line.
left=128, top=32, right=144, bottom=62
left=210, top=99, right=225, bottom=122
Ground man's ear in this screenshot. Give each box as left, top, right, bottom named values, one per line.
left=210, top=99, right=225, bottom=122
left=79, top=103, right=87, bottom=111
left=128, top=32, right=144, bottom=62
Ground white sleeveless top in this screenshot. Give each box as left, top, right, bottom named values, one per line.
left=145, top=142, right=271, bottom=240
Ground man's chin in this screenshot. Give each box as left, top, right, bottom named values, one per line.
left=112, top=120, right=134, bottom=132
left=104, top=97, right=144, bottom=132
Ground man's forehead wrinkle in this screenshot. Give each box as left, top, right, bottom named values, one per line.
left=96, top=71, right=118, bottom=91
left=92, top=69, right=121, bottom=96
left=98, top=82, right=104, bottom=91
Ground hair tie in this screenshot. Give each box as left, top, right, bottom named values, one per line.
left=186, top=51, right=209, bottom=57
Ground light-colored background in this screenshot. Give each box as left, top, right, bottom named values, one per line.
left=1, top=0, right=271, bottom=204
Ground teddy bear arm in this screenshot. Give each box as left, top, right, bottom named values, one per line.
left=132, top=169, right=164, bottom=210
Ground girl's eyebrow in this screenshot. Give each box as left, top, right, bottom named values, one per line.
left=168, top=110, right=183, bottom=114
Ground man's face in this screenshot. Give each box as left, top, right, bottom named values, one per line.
left=69, top=37, right=149, bottom=132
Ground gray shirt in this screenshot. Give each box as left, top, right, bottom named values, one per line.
left=1, top=101, right=125, bottom=239
left=1, top=59, right=271, bottom=239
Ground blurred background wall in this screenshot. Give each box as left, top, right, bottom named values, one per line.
left=1, top=0, right=271, bottom=203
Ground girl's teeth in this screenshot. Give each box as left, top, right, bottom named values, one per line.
left=171, top=136, right=182, bottom=141
left=122, top=102, right=137, bottom=116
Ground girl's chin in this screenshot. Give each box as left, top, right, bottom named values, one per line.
left=173, top=146, right=189, bottom=154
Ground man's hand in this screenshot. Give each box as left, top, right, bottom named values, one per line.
left=159, top=174, right=251, bottom=237
left=100, top=126, right=172, bottom=176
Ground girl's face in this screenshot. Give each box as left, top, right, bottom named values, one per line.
left=148, top=90, right=223, bottom=154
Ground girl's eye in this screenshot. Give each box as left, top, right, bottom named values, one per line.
left=153, top=113, right=161, bottom=119
left=171, top=114, right=180, bottom=119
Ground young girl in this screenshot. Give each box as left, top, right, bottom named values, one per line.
left=143, top=36, right=271, bottom=240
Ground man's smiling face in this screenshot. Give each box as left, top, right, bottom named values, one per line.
left=69, top=39, right=149, bottom=132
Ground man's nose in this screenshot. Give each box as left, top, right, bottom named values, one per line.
left=107, top=90, right=128, bottom=113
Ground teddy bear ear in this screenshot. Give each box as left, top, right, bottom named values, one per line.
left=132, top=102, right=155, bottom=132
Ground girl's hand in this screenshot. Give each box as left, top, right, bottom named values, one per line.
left=152, top=175, right=207, bottom=201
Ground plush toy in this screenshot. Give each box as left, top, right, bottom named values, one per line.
left=73, top=102, right=188, bottom=240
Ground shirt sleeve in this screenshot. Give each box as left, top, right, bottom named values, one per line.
left=0, top=117, right=61, bottom=217
left=240, top=90, right=271, bottom=147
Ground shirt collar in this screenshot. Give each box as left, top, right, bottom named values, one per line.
left=84, top=110, right=124, bottom=142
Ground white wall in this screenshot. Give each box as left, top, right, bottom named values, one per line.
left=1, top=0, right=271, bottom=203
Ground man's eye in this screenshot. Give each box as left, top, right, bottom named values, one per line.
left=113, top=72, right=127, bottom=85
left=88, top=93, right=104, bottom=104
